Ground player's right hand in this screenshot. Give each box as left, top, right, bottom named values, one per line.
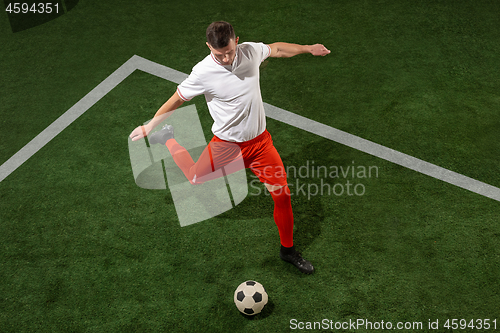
left=310, top=44, right=331, bottom=56
left=129, top=125, right=149, bottom=141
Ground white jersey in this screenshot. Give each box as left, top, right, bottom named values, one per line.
left=177, top=42, right=272, bottom=142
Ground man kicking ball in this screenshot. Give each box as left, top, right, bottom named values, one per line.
left=130, top=21, right=330, bottom=274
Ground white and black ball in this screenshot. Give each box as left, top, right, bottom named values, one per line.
left=234, top=280, right=268, bottom=315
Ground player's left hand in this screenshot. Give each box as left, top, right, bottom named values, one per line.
left=310, top=44, right=331, bottom=56
left=129, top=125, right=148, bottom=141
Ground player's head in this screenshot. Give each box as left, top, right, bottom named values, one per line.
left=206, top=21, right=239, bottom=65
left=206, top=21, right=235, bottom=49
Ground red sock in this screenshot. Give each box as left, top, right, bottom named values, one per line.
left=269, top=185, right=294, bottom=248
left=165, top=139, right=195, bottom=181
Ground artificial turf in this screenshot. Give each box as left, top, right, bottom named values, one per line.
left=1, top=0, right=499, bottom=332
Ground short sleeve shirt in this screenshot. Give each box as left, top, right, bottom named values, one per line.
left=177, top=42, right=272, bottom=142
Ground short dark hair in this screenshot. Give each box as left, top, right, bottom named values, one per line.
left=206, top=21, right=235, bottom=49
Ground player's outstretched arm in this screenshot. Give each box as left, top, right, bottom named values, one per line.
left=129, top=91, right=184, bottom=141
left=269, top=43, right=330, bottom=58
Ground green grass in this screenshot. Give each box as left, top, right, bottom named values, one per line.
left=1, top=0, right=499, bottom=332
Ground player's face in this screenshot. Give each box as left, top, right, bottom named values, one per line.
left=207, top=37, right=239, bottom=65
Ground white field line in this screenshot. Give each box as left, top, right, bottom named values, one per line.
left=1, top=55, right=499, bottom=202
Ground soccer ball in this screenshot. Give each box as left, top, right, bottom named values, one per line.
left=234, top=280, right=268, bottom=315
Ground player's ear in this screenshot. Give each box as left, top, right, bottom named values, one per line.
left=235, top=36, right=239, bottom=45
left=206, top=42, right=212, bottom=50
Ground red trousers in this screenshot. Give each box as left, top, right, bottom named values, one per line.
left=166, top=130, right=294, bottom=247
